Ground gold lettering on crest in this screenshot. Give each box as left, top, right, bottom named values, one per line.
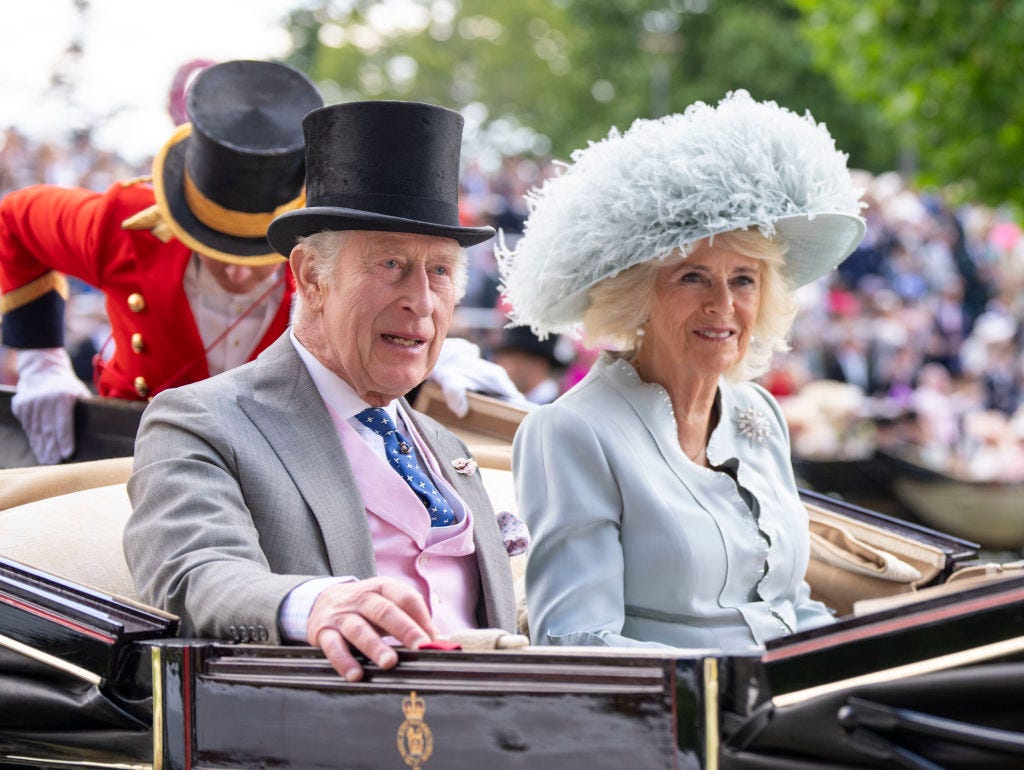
left=397, top=690, right=434, bottom=768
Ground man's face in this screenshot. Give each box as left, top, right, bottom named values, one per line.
left=197, top=253, right=283, bottom=294
left=299, top=230, right=462, bottom=405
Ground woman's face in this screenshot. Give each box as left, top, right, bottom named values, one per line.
left=637, top=242, right=762, bottom=387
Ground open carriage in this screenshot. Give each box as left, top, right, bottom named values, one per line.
left=2, top=384, right=1024, bottom=769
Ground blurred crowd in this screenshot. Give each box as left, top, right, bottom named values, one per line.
left=0, top=126, right=148, bottom=198
left=4, top=126, right=1024, bottom=481
left=773, top=171, right=1024, bottom=482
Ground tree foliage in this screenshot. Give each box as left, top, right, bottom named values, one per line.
left=793, top=0, right=1024, bottom=208
left=283, top=0, right=893, bottom=171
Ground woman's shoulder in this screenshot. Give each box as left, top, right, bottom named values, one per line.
left=724, top=379, right=776, bottom=404
left=721, top=379, right=787, bottom=428
left=517, top=363, right=629, bottom=442
left=520, top=384, right=604, bottom=433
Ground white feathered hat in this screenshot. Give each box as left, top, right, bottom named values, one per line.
left=498, top=90, right=866, bottom=335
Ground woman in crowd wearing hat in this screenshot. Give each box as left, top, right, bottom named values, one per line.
left=0, top=60, right=520, bottom=465
left=499, top=90, right=866, bottom=651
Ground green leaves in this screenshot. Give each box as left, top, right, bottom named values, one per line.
left=795, top=0, right=1024, bottom=208
left=280, top=0, right=1023, bottom=209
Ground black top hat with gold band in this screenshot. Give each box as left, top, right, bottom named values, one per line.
left=267, top=101, right=495, bottom=256
left=152, top=60, right=323, bottom=265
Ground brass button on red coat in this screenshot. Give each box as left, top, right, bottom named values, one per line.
left=127, top=292, right=146, bottom=312
left=134, top=376, right=150, bottom=398
left=131, top=333, right=145, bottom=353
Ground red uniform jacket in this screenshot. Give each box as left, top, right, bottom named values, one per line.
left=0, top=181, right=293, bottom=400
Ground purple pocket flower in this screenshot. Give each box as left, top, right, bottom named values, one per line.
left=496, top=510, right=530, bottom=556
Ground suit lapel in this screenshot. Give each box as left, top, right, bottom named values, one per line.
left=238, top=336, right=376, bottom=579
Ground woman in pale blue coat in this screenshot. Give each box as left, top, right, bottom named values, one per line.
left=498, top=91, right=867, bottom=651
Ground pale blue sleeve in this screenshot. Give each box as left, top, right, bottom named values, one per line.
left=792, top=579, right=836, bottom=631
left=513, top=404, right=672, bottom=649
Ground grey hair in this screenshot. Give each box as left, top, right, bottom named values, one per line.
left=581, top=228, right=798, bottom=381
left=290, top=230, right=470, bottom=321
left=290, top=231, right=353, bottom=322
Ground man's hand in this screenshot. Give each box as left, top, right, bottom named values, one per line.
left=430, top=337, right=527, bottom=417
left=306, top=576, right=438, bottom=682
left=12, top=348, right=91, bottom=465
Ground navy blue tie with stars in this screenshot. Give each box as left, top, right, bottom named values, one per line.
left=354, top=407, right=456, bottom=527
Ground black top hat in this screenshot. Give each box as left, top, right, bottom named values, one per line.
left=152, top=60, right=323, bottom=265
left=267, top=101, right=495, bottom=256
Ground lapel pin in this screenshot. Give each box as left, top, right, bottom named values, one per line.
left=451, top=457, right=478, bottom=476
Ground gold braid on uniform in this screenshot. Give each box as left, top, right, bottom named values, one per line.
left=122, top=203, right=174, bottom=243
left=0, top=271, right=69, bottom=314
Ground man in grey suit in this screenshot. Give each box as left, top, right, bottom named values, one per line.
left=124, top=100, right=516, bottom=682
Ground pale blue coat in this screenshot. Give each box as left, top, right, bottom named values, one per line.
left=513, top=353, right=834, bottom=652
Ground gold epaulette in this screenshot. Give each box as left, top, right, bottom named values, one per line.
left=0, top=271, right=69, bottom=314
left=117, top=174, right=153, bottom=188
left=121, top=203, right=173, bottom=243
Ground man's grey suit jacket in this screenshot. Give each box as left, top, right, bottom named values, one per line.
left=124, top=333, right=516, bottom=642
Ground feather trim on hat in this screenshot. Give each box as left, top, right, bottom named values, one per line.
left=497, top=90, right=865, bottom=336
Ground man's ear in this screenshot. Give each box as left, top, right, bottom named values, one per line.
left=290, top=245, right=324, bottom=310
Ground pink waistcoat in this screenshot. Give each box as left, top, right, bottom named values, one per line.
left=332, top=410, right=480, bottom=634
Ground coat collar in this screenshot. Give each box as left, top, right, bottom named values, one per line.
left=237, top=334, right=377, bottom=578
left=594, top=352, right=778, bottom=485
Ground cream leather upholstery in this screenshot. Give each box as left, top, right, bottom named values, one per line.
left=0, top=456, right=134, bottom=510
left=0, top=481, right=138, bottom=601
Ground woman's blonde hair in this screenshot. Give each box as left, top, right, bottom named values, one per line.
left=581, top=228, right=797, bottom=381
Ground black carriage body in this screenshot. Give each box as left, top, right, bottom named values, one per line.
left=3, top=550, right=1024, bottom=769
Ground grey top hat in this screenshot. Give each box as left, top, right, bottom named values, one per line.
left=267, top=100, right=495, bottom=256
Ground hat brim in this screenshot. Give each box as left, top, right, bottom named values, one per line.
left=152, top=124, right=286, bottom=265
left=775, top=212, right=866, bottom=287
left=543, top=212, right=866, bottom=330
left=267, top=207, right=495, bottom=256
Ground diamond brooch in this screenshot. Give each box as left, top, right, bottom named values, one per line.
left=735, top=406, right=772, bottom=446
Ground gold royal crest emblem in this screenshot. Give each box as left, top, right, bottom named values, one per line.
left=397, top=690, right=433, bottom=768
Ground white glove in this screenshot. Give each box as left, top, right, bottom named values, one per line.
left=11, top=348, right=91, bottom=465
left=429, top=337, right=527, bottom=417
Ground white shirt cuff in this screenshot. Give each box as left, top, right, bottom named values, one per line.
left=278, top=576, right=355, bottom=642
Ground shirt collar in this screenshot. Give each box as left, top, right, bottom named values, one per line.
left=289, top=330, right=398, bottom=424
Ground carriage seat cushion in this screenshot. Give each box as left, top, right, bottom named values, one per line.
left=0, top=457, right=134, bottom=510
left=0, top=482, right=138, bottom=601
